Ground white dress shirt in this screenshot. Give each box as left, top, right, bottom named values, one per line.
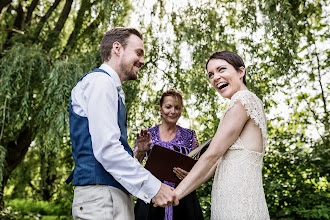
left=71, top=64, right=161, bottom=203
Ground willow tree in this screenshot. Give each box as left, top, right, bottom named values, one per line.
left=0, top=0, right=132, bottom=208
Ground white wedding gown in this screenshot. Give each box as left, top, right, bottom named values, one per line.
left=211, top=90, right=270, bottom=220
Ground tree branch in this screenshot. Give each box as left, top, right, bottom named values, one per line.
left=313, top=44, right=328, bottom=129
left=43, top=0, right=73, bottom=51
left=0, top=0, right=12, bottom=20
left=24, top=0, right=39, bottom=27
left=73, top=8, right=104, bottom=44
left=0, top=97, right=6, bottom=143
left=33, top=0, right=61, bottom=40
left=62, top=0, right=93, bottom=55
left=303, top=96, right=323, bottom=142
left=3, top=3, right=24, bottom=49
left=0, top=28, right=24, bottom=34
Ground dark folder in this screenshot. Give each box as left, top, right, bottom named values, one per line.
left=144, top=145, right=197, bottom=184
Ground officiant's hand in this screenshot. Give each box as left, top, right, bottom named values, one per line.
left=173, top=167, right=189, bottom=181
left=134, top=129, right=152, bottom=162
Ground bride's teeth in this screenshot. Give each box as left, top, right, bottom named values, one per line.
left=217, top=82, right=228, bottom=89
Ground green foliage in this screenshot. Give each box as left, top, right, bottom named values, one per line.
left=2, top=198, right=71, bottom=219
left=196, top=179, right=213, bottom=219
left=264, top=130, right=330, bottom=219
left=1, top=206, right=41, bottom=220
left=0, top=44, right=49, bottom=142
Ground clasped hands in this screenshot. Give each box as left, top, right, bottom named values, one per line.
left=136, top=129, right=189, bottom=207
left=152, top=183, right=179, bottom=207
left=151, top=167, right=188, bottom=207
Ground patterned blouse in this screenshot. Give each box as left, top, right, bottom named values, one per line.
left=147, top=125, right=198, bottom=157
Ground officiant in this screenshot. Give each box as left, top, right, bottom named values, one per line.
left=134, top=88, right=204, bottom=220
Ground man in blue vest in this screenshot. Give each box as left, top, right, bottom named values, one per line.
left=67, top=27, right=177, bottom=220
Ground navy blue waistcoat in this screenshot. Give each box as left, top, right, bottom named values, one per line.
left=66, top=68, right=133, bottom=194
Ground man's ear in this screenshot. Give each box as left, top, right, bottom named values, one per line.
left=112, top=42, right=122, bottom=56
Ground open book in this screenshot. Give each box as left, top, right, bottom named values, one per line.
left=144, top=139, right=212, bottom=184
left=188, top=138, right=212, bottom=159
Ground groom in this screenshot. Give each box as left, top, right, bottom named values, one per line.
left=66, top=27, right=176, bottom=219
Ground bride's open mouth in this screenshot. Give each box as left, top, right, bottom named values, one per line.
left=217, top=82, right=229, bottom=90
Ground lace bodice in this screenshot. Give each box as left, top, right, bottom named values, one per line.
left=211, top=90, right=270, bottom=220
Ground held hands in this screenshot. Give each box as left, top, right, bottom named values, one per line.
left=152, top=183, right=179, bottom=207
left=152, top=168, right=188, bottom=207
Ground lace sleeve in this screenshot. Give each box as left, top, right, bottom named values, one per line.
left=226, top=90, right=267, bottom=147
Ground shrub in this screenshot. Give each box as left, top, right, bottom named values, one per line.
left=4, top=199, right=71, bottom=218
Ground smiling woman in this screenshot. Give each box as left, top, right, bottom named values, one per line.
left=134, top=88, right=204, bottom=220
left=206, top=51, right=247, bottom=99
left=173, top=51, right=270, bottom=220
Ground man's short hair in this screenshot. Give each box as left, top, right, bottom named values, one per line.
left=100, top=28, right=143, bottom=62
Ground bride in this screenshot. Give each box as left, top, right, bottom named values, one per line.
left=173, top=51, right=270, bottom=219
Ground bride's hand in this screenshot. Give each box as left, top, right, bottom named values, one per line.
left=173, top=189, right=180, bottom=206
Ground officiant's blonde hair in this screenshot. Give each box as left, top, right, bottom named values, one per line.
left=160, top=88, right=183, bottom=109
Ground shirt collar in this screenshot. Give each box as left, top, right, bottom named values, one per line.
left=99, top=64, right=122, bottom=88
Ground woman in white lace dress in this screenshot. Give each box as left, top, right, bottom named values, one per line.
left=173, top=51, right=270, bottom=219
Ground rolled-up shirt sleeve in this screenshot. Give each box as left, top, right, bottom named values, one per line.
left=73, top=72, right=161, bottom=203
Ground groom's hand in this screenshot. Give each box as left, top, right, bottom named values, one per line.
left=152, top=183, right=176, bottom=207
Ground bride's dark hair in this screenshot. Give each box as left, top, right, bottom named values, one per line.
left=206, top=51, right=246, bottom=85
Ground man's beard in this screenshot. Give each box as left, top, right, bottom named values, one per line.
left=119, top=59, right=137, bottom=81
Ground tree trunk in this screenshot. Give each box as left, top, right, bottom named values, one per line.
left=40, top=152, right=56, bottom=201
left=0, top=127, right=33, bottom=210
left=3, top=3, right=24, bottom=49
